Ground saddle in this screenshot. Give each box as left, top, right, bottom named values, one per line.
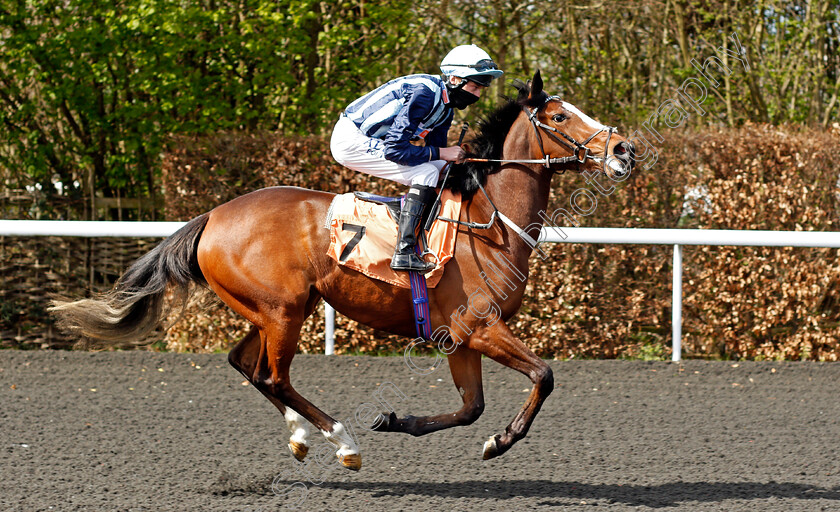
left=325, top=189, right=462, bottom=289
left=352, top=192, right=403, bottom=221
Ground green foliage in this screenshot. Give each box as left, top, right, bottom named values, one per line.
left=1, top=0, right=839, bottom=218
left=624, top=340, right=669, bottom=361
left=0, top=0, right=411, bottom=209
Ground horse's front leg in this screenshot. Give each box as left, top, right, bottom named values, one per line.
left=467, top=321, right=554, bottom=460
left=373, top=345, right=485, bottom=436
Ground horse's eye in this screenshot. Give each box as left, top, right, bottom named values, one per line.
left=552, top=114, right=567, bottom=123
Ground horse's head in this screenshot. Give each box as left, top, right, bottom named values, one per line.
left=515, top=70, right=635, bottom=180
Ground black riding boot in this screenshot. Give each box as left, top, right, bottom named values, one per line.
left=391, top=185, right=436, bottom=273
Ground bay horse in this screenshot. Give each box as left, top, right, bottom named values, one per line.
left=51, top=70, right=635, bottom=470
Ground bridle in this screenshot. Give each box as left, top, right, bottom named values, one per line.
left=526, top=95, right=616, bottom=173
left=431, top=97, right=620, bottom=248
left=465, top=95, right=617, bottom=175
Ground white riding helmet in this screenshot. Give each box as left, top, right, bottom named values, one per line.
left=440, top=44, right=504, bottom=87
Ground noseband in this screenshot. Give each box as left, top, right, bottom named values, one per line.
left=463, top=95, right=617, bottom=174
left=438, top=97, right=617, bottom=247
left=525, top=95, right=616, bottom=173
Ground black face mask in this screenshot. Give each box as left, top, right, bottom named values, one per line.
left=448, top=86, right=479, bottom=110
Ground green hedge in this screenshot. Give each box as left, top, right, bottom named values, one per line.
left=159, top=124, right=840, bottom=360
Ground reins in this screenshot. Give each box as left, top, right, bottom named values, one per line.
left=430, top=95, right=616, bottom=249
left=463, top=95, right=616, bottom=175
left=434, top=178, right=540, bottom=247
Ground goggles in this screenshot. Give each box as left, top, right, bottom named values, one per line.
left=446, top=59, right=499, bottom=73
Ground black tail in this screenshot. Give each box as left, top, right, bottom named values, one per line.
left=50, top=214, right=210, bottom=346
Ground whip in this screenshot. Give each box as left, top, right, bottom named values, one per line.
left=423, top=122, right=469, bottom=232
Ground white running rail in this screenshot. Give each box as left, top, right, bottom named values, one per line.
left=541, top=227, right=840, bottom=360
left=4, top=220, right=840, bottom=360
left=0, top=220, right=184, bottom=238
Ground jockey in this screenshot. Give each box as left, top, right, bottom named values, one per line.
left=330, top=44, right=503, bottom=273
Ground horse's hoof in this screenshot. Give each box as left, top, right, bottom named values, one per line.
left=482, top=435, right=501, bottom=460
left=338, top=453, right=362, bottom=471
left=288, top=440, right=308, bottom=461
left=371, top=412, right=394, bottom=432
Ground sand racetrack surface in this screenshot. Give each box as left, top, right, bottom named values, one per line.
left=2, top=351, right=840, bottom=511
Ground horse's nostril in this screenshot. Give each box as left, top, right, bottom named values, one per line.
left=614, top=141, right=635, bottom=168
left=614, top=141, right=633, bottom=156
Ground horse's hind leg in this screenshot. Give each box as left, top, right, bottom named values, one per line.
left=374, top=344, right=485, bottom=436
left=253, top=308, right=362, bottom=471
left=228, top=326, right=311, bottom=462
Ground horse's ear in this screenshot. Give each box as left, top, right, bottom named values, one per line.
left=528, top=70, right=543, bottom=100
left=512, top=78, right=529, bottom=101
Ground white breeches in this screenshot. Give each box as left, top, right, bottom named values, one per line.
left=330, top=114, right=446, bottom=187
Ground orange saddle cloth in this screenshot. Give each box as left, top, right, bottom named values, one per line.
left=326, top=190, right=462, bottom=288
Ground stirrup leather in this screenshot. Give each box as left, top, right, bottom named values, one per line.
left=391, top=185, right=436, bottom=273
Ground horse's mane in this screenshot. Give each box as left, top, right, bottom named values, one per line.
left=443, top=78, right=549, bottom=200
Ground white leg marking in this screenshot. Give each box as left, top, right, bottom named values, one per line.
left=284, top=408, right=310, bottom=446
left=322, top=421, right=359, bottom=458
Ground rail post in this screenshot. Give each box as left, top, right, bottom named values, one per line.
left=325, top=304, right=336, bottom=355
left=8, top=222, right=840, bottom=358
left=672, top=244, right=682, bottom=361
